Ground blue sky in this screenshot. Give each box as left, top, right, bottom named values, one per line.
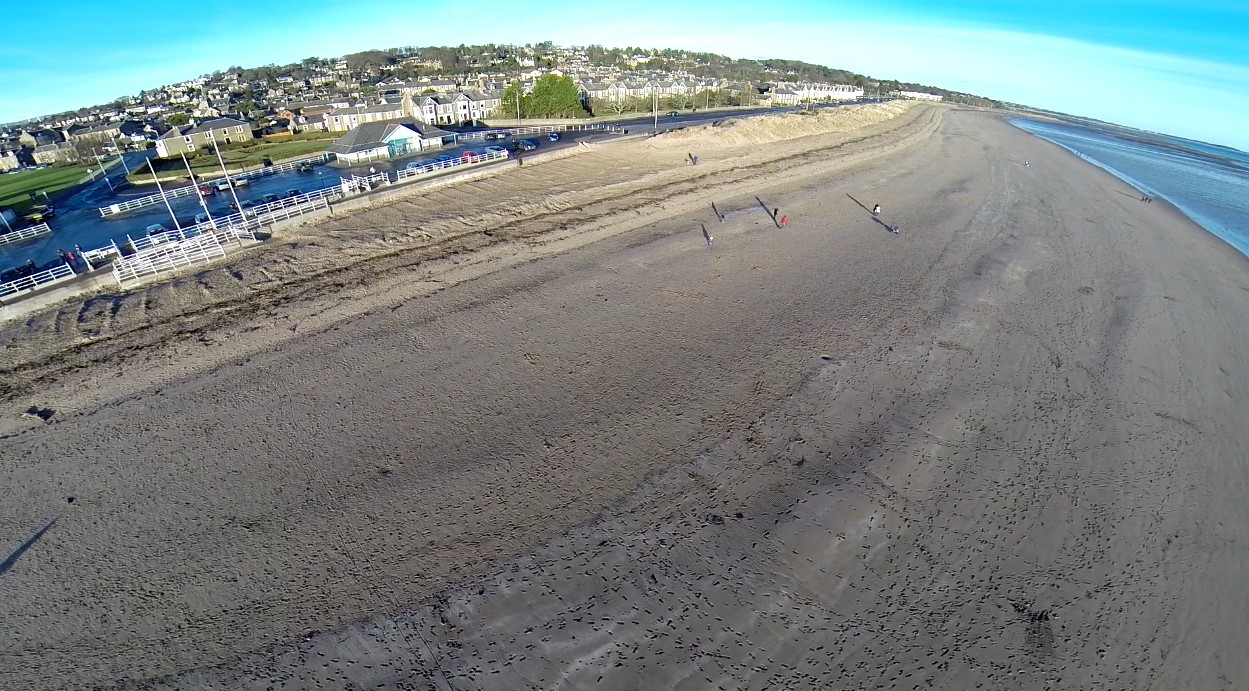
left=3, top=0, right=1247, bottom=150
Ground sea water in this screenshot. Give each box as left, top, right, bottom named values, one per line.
left=1012, top=118, right=1249, bottom=259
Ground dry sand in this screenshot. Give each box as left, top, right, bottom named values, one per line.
left=2, top=103, right=1248, bottom=690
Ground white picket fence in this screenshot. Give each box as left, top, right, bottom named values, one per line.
left=0, top=222, right=52, bottom=246
left=0, top=263, right=77, bottom=299
left=99, top=152, right=331, bottom=217
left=395, top=149, right=509, bottom=181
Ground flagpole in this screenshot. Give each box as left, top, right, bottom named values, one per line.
left=211, top=136, right=244, bottom=221
left=182, top=152, right=217, bottom=229
left=146, top=158, right=181, bottom=231
left=210, top=136, right=245, bottom=246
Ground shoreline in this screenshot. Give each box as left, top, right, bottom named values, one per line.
left=4, top=106, right=1249, bottom=689
left=1009, top=116, right=1249, bottom=260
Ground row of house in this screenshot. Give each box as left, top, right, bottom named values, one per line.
left=320, top=90, right=504, bottom=131
left=895, top=90, right=944, bottom=101
left=576, top=77, right=864, bottom=108
left=153, top=117, right=255, bottom=158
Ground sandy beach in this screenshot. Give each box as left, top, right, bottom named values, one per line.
left=2, top=103, right=1248, bottom=689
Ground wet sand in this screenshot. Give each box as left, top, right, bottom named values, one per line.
left=2, top=105, right=1248, bottom=689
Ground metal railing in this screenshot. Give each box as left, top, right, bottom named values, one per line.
left=112, top=231, right=228, bottom=285
left=0, top=263, right=77, bottom=298
left=455, top=123, right=607, bottom=142
left=342, top=171, right=389, bottom=194
left=395, top=149, right=509, bottom=181
left=243, top=197, right=329, bottom=230
left=0, top=222, right=52, bottom=246
left=100, top=183, right=198, bottom=216
left=99, top=152, right=332, bottom=217
left=81, top=241, right=122, bottom=267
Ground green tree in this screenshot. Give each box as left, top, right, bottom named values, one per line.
left=526, top=74, right=587, bottom=118
left=500, top=80, right=528, bottom=121
left=166, top=113, right=190, bottom=126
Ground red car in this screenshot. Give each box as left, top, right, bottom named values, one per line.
left=198, top=185, right=215, bottom=197
left=461, top=151, right=481, bottom=162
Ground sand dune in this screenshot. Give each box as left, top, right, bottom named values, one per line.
left=2, top=105, right=1248, bottom=690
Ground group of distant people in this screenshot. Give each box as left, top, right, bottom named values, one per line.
left=1140, top=194, right=1155, bottom=203
left=702, top=200, right=899, bottom=247
left=58, top=247, right=92, bottom=273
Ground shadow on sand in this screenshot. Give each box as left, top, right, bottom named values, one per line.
left=755, top=197, right=780, bottom=228
left=847, top=194, right=898, bottom=234
left=1, top=518, right=57, bottom=576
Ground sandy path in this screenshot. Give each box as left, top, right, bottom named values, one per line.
left=3, top=107, right=1249, bottom=689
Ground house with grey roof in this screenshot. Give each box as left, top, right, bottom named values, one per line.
left=326, top=119, right=456, bottom=165
left=155, top=117, right=254, bottom=158
left=326, top=101, right=408, bottom=132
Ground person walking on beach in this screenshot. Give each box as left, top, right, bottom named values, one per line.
left=780, top=215, right=788, bottom=228
left=702, top=224, right=713, bottom=246
left=872, top=204, right=881, bottom=217
left=1024, top=161, right=1029, bottom=167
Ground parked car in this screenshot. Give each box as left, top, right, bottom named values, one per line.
left=462, top=151, right=481, bottom=162
left=263, top=193, right=280, bottom=204
left=1, top=261, right=38, bottom=283
left=145, top=223, right=182, bottom=245
left=194, top=213, right=210, bottom=225
left=515, top=139, right=538, bottom=151
left=216, top=180, right=232, bottom=191
left=24, top=205, right=55, bottom=222
left=198, top=185, right=215, bottom=197
left=297, top=162, right=313, bottom=173
left=484, top=131, right=508, bottom=140
left=406, top=160, right=428, bottom=170
left=484, top=145, right=507, bottom=155
left=666, top=110, right=680, bottom=117
left=233, top=178, right=249, bottom=187
left=284, top=189, right=301, bottom=198
left=436, top=153, right=455, bottom=163
left=548, top=132, right=560, bottom=141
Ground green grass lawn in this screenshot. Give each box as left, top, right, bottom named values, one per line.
left=129, top=135, right=336, bottom=183
left=0, top=166, right=90, bottom=213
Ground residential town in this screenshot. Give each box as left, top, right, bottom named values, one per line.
left=0, top=43, right=961, bottom=172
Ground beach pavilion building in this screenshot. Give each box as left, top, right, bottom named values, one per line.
left=326, top=119, right=457, bottom=166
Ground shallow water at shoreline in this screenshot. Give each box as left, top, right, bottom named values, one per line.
left=1012, top=118, right=1249, bottom=258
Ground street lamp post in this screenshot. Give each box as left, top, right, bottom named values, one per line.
left=652, top=86, right=658, bottom=129
left=93, top=147, right=115, bottom=192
